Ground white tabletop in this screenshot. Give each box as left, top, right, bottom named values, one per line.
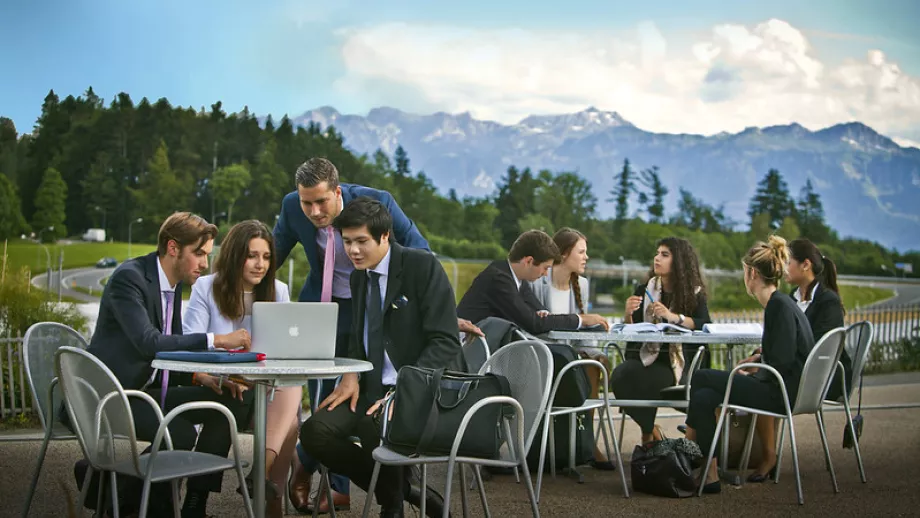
left=151, top=358, right=373, bottom=384
left=545, top=330, right=762, bottom=345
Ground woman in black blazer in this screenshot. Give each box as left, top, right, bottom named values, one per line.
left=685, top=236, right=815, bottom=493
left=741, top=239, right=848, bottom=483
left=787, top=238, right=848, bottom=399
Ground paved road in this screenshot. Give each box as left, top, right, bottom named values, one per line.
left=31, top=266, right=114, bottom=303
left=857, top=281, right=920, bottom=307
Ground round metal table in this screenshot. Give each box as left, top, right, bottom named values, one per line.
left=150, top=358, right=373, bottom=518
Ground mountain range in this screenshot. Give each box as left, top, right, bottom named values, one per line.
left=284, top=106, right=920, bottom=250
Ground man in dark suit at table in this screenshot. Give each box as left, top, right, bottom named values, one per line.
left=299, top=197, right=461, bottom=518
left=457, top=229, right=609, bottom=335
left=273, top=157, right=480, bottom=512
left=87, top=212, right=254, bottom=518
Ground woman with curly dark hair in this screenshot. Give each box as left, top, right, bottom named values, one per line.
left=611, top=237, right=711, bottom=443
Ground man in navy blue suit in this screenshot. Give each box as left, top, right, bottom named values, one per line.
left=273, top=157, right=433, bottom=512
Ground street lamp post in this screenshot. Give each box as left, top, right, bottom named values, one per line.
left=436, top=253, right=460, bottom=292
left=37, top=226, right=54, bottom=293
left=128, top=218, right=143, bottom=260
left=94, top=205, right=107, bottom=234
left=619, top=256, right=627, bottom=288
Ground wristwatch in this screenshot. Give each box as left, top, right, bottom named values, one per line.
left=677, top=314, right=686, bottom=326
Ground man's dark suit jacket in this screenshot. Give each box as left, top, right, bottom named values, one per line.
left=348, top=243, right=461, bottom=393
left=88, top=252, right=206, bottom=390
left=273, top=183, right=430, bottom=333
left=456, top=260, right=580, bottom=336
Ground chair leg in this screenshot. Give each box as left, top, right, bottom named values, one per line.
left=459, top=463, right=469, bottom=518
left=78, top=465, right=95, bottom=518
left=324, top=468, right=338, bottom=518
left=548, top=416, right=557, bottom=479
left=472, top=466, right=491, bottom=518
left=842, top=394, right=867, bottom=483
left=774, top=421, right=786, bottom=485
left=235, top=453, right=255, bottom=518
left=313, top=467, right=328, bottom=518
left=138, top=476, right=152, bottom=518
left=600, top=406, right=629, bottom=498
left=503, top=419, right=521, bottom=483
left=534, top=414, right=552, bottom=502
left=617, top=410, right=626, bottom=450
left=516, top=438, right=541, bottom=518
left=107, top=472, right=119, bottom=518
left=739, top=414, right=758, bottom=484
left=98, top=470, right=109, bottom=517
left=21, top=424, right=56, bottom=518
left=170, top=481, right=181, bottom=518
left=697, top=410, right=728, bottom=497
left=815, top=410, right=839, bottom=493
left=361, top=462, right=381, bottom=518
left=420, top=464, right=428, bottom=518
left=786, top=417, right=804, bottom=505
left=443, top=460, right=456, bottom=518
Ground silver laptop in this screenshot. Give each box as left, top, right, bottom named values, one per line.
left=251, top=302, right=338, bottom=359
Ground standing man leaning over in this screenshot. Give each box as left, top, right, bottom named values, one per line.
left=457, top=229, right=610, bottom=335
left=272, top=157, right=427, bottom=512
left=87, top=212, right=253, bottom=518
left=300, top=197, right=461, bottom=518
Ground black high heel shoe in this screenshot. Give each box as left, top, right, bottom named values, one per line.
left=700, top=480, right=722, bottom=494
left=746, top=466, right=777, bottom=483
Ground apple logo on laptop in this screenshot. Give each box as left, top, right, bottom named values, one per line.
left=288, top=326, right=300, bottom=337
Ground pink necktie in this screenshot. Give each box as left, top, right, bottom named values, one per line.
left=321, top=228, right=335, bottom=302
left=160, top=291, right=174, bottom=408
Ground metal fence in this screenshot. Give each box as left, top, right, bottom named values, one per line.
left=1, top=330, right=32, bottom=418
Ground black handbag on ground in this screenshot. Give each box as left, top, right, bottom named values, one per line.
left=630, top=438, right=702, bottom=498
left=386, top=366, right=512, bottom=458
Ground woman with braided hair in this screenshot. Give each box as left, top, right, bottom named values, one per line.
left=612, top=236, right=712, bottom=444
left=529, top=227, right=616, bottom=469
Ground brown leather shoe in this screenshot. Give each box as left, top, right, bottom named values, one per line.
left=266, top=496, right=283, bottom=518
left=288, top=465, right=312, bottom=512
left=306, top=490, right=351, bottom=514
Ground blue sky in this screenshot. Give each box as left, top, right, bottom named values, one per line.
left=2, top=0, right=920, bottom=143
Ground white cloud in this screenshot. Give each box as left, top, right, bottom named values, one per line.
left=332, top=19, right=920, bottom=137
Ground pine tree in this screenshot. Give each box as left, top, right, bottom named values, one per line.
left=748, top=169, right=795, bottom=229
left=609, top=159, right=636, bottom=223
left=637, top=166, right=668, bottom=223
left=0, top=174, right=29, bottom=240
left=796, top=179, right=829, bottom=242
left=212, top=163, right=251, bottom=223
left=32, top=167, right=68, bottom=242
left=394, top=145, right=410, bottom=177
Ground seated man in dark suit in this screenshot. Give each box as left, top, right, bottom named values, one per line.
left=299, top=197, right=461, bottom=518
left=87, top=211, right=254, bottom=518
left=457, top=229, right=609, bottom=335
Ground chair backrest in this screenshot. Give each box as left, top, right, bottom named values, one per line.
left=22, top=322, right=89, bottom=431
left=461, top=335, right=491, bottom=373
left=844, top=321, right=874, bottom=399
left=55, top=346, right=143, bottom=474
left=480, top=339, right=554, bottom=453
left=792, top=327, right=848, bottom=414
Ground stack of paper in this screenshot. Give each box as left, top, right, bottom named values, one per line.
left=702, top=323, right=764, bottom=335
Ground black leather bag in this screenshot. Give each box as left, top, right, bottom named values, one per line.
left=386, top=366, right=512, bottom=458
left=630, top=439, right=701, bottom=498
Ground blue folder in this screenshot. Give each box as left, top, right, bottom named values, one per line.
left=155, top=351, right=264, bottom=363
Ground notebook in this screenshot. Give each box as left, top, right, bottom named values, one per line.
left=155, top=351, right=265, bottom=363
left=702, top=323, right=764, bottom=335
left=251, top=302, right=338, bottom=359
left=610, top=322, right=692, bottom=334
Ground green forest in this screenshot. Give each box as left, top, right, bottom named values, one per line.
left=1, top=88, right=918, bottom=278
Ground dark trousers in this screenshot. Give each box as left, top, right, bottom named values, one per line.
left=124, top=386, right=253, bottom=507
left=300, top=395, right=405, bottom=509
left=686, top=369, right=785, bottom=459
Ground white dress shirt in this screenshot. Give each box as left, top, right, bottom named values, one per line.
left=364, top=248, right=397, bottom=386
left=157, top=258, right=214, bottom=349
left=793, top=282, right=819, bottom=313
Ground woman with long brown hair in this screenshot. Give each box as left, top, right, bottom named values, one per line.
left=184, top=220, right=294, bottom=517
left=529, top=227, right=615, bottom=469
left=612, top=236, right=712, bottom=444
